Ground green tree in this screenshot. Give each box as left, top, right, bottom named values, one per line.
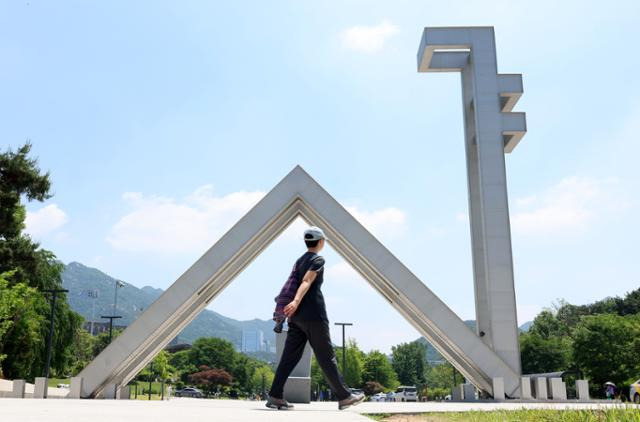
left=391, top=341, right=427, bottom=387
left=169, top=349, right=197, bottom=387
left=336, top=339, right=364, bottom=387
left=362, top=350, right=398, bottom=390
left=425, top=362, right=462, bottom=389
left=187, top=337, right=237, bottom=372
left=520, top=331, right=571, bottom=374
left=0, top=271, right=46, bottom=378
left=0, top=142, right=83, bottom=379
left=529, top=309, right=567, bottom=338
left=249, top=365, right=274, bottom=395
left=311, top=355, right=330, bottom=393
left=572, top=314, right=640, bottom=389
left=92, top=329, right=123, bottom=358
left=67, top=328, right=95, bottom=375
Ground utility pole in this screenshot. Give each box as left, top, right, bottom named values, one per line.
left=101, top=315, right=122, bottom=343
left=42, top=288, right=69, bottom=380
left=334, top=322, right=353, bottom=383
left=113, top=280, right=125, bottom=317
left=148, top=361, right=154, bottom=400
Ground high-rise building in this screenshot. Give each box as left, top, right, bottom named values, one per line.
left=241, top=330, right=264, bottom=353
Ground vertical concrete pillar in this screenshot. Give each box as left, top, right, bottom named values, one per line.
left=576, top=380, right=589, bottom=401
left=418, top=27, right=526, bottom=383
left=102, top=383, right=117, bottom=399
left=492, top=377, right=505, bottom=400
left=68, top=377, right=83, bottom=399
left=520, top=377, right=532, bottom=400
left=462, top=384, right=476, bottom=401
left=33, top=377, right=48, bottom=399
left=11, top=379, right=26, bottom=398
left=451, top=384, right=463, bottom=401
left=275, top=331, right=311, bottom=403
left=534, top=377, right=547, bottom=400
left=119, top=385, right=131, bottom=400
left=548, top=378, right=566, bottom=400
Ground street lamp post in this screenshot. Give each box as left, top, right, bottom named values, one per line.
left=101, top=315, right=122, bottom=343
left=334, top=322, right=353, bottom=383
left=113, top=280, right=125, bottom=317
left=42, top=288, right=69, bottom=380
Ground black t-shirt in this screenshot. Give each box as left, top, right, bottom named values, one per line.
left=290, top=251, right=328, bottom=322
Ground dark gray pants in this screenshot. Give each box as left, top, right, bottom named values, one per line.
left=269, top=319, right=351, bottom=401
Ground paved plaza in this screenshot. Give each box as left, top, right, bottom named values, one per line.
left=0, top=398, right=636, bottom=422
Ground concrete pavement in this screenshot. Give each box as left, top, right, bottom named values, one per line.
left=0, top=398, right=636, bottom=422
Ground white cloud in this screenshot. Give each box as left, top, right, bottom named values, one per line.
left=345, top=205, right=407, bottom=239
left=108, top=185, right=409, bottom=254
left=107, top=186, right=265, bottom=254
left=25, top=204, right=68, bottom=238
left=340, top=20, right=398, bottom=53
left=511, top=176, right=629, bottom=236
left=456, top=212, right=468, bottom=223
left=325, top=261, right=365, bottom=287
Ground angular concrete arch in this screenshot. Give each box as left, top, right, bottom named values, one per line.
left=78, top=165, right=520, bottom=399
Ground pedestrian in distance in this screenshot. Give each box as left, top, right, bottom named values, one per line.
left=266, top=226, right=365, bottom=411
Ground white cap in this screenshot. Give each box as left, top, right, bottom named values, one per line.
left=304, top=226, right=327, bottom=241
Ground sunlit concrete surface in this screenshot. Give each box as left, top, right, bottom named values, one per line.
left=0, top=398, right=370, bottom=422
left=1, top=398, right=637, bottom=422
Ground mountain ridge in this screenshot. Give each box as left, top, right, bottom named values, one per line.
left=61, top=262, right=276, bottom=352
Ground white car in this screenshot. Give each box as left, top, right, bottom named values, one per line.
left=370, top=392, right=386, bottom=402
left=630, top=379, right=640, bottom=404
left=394, top=385, right=418, bottom=402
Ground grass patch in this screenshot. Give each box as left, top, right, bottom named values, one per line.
left=368, top=407, right=640, bottom=422
left=47, top=378, right=70, bottom=388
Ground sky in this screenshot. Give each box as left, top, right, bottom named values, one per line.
left=1, top=1, right=639, bottom=353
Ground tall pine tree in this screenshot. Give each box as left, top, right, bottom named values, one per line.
left=0, top=142, right=83, bottom=380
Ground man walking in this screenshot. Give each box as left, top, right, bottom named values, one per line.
left=266, top=226, right=365, bottom=410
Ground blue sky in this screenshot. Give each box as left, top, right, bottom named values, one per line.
left=2, top=1, right=639, bottom=353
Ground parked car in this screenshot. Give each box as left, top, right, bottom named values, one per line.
left=174, top=387, right=203, bottom=398
left=370, top=392, right=386, bottom=402
left=630, top=379, right=640, bottom=404
left=394, top=385, right=418, bottom=402
left=385, top=391, right=396, bottom=402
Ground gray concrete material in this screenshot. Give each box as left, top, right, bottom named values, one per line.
left=68, top=377, right=82, bottom=399
left=1, top=398, right=636, bottom=422
left=549, top=378, right=567, bottom=401
left=102, top=384, right=117, bottom=399
left=33, top=378, right=47, bottom=399
left=417, top=27, right=524, bottom=394
left=283, top=377, right=311, bottom=404
left=451, top=385, right=463, bottom=401
left=534, top=377, right=548, bottom=400
left=520, top=377, right=532, bottom=400
left=463, top=384, right=476, bottom=401
left=78, top=165, right=521, bottom=398
left=492, top=377, right=505, bottom=400
left=119, top=385, right=131, bottom=400
left=11, top=379, right=26, bottom=398
left=576, top=380, right=590, bottom=401
left=275, top=331, right=312, bottom=378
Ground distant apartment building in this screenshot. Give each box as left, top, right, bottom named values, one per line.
left=241, top=330, right=264, bottom=353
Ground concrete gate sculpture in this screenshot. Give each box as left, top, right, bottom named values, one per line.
left=78, top=27, right=526, bottom=399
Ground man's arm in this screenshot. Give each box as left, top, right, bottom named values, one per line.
left=283, top=270, right=318, bottom=317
